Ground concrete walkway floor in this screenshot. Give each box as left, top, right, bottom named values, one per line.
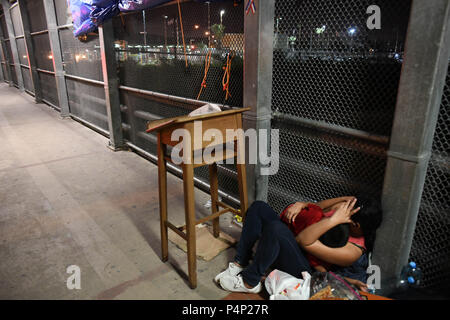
left=0, top=83, right=239, bottom=300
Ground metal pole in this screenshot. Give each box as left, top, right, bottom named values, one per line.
left=17, top=0, right=42, bottom=102
left=243, top=0, right=276, bottom=203
left=0, top=57, right=3, bottom=81
left=42, top=0, right=70, bottom=116
left=98, top=19, right=125, bottom=151
left=2, top=0, right=24, bottom=91
left=372, top=0, right=450, bottom=295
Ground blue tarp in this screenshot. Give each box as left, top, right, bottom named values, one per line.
left=118, top=0, right=169, bottom=12
left=69, top=0, right=237, bottom=37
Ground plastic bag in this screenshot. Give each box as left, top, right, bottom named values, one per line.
left=90, top=0, right=120, bottom=26
left=68, top=0, right=96, bottom=37
left=309, top=271, right=364, bottom=300
left=118, top=0, right=235, bottom=12
left=265, top=270, right=311, bottom=300
left=119, top=0, right=169, bottom=12
left=188, top=103, right=222, bottom=117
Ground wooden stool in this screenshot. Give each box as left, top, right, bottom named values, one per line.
left=147, top=108, right=250, bottom=289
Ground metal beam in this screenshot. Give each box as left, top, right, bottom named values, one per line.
left=42, top=0, right=70, bottom=116
left=98, top=19, right=125, bottom=150
left=0, top=25, right=12, bottom=83
left=372, top=0, right=450, bottom=295
left=272, top=111, right=390, bottom=146
left=1, top=0, right=24, bottom=91
left=243, top=0, right=276, bottom=203
left=17, top=0, right=42, bottom=102
left=119, top=85, right=233, bottom=110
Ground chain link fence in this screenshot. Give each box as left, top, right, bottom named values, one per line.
left=268, top=0, right=412, bottom=213
left=26, top=0, right=58, bottom=107
left=1, top=0, right=448, bottom=296
left=53, top=0, right=108, bottom=131
left=9, top=1, right=33, bottom=93
left=0, top=4, right=16, bottom=86
left=0, top=6, right=10, bottom=83
left=409, top=63, right=450, bottom=293
left=114, top=0, right=245, bottom=204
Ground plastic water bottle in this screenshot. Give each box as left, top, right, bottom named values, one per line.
left=409, top=262, right=423, bottom=287
left=398, top=261, right=423, bottom=291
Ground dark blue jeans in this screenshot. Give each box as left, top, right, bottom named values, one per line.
left=234, top=201, right=312, bottom=287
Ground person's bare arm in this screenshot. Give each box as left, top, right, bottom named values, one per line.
left=284, top=196, right=352, bottom=223
left=296, top=216, right=337, bottom=247
left=316, top=196, right=355, bottom=211
left=314, top=265, right=327, bottom=273
left=296, top=199, right=362, bottom=267
left=283, top=201, right=311, bottom=223
left=300, top=241, right=363, bottom=267
left=343, top=277, right=368, bottom=292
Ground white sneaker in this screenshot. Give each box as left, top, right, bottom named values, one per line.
left=214, top=262, right=243, bottom=284
left=219, top=274, right=262, bottom=293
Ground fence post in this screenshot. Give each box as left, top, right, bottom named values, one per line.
left=0, top=27, right=3, bottom=81
left=243, top=0, right=275, bottom=203
left=372, top=0, right=450, bottom=295
left=42, top=0, right=70, bottom=116
left=98, top=19, right=124, bottom=151
left=18, top=0, right=43, bottom=102
left=1, top=0, right=24, bottom=91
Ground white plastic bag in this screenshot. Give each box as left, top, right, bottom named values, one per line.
left=265, top=269, right=311, bottom=300
left=188, top=103, right=222, bottom=117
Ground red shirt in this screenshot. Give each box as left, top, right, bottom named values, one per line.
left=280, top=203, right=331, bottom=269
left=280, top=203, right=366, bottom=270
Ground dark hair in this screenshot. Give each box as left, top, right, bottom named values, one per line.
left=320, top=223, right=350, bottom=248
left=351, top=196, right=383, bottom=253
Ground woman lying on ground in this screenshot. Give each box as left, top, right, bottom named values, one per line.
left=214, top=196, right=382, bottom=293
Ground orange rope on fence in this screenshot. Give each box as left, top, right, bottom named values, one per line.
left=197, top=50, right=212, bottom=100
left=222, top=52, right=234, bottom=101
left=176, top=0, right=188, bottom=68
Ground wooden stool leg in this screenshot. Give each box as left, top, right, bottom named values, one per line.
left=157, top=137, right=169, bottom=262
left=236, top=135, right=248, bottom=221
left=209, top=163, right=220, bottom=238
left=183, top=163, right=197, bottom=289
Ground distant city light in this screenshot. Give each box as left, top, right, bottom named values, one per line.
left=205, top=31, right=210, bottom=36
left=194, top=24, right=200, bottom=29
left=48, top=55, right=53, bottom=59
left=220, top=10, right=225, bottom=24
left=348, top=27, right=357, bottom=35
left=316, top=25, right=326, bottom=34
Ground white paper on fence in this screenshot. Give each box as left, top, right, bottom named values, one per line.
left=188, top=103, right=222, bottom=117
left=265, top=269, right=311, bottom=300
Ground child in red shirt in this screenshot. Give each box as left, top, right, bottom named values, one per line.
left=280, top=203, right=350, bottom=272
